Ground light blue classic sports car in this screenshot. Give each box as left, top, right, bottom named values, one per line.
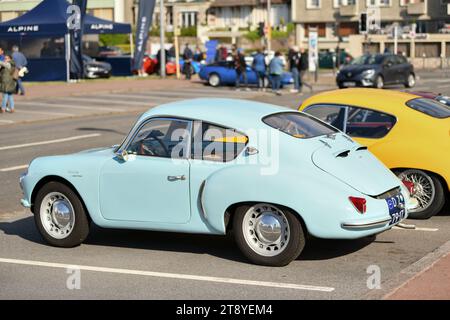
left=20, top=99, right=417, bottom=266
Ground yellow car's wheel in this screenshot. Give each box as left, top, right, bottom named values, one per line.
left=396, top=169, right=446, bottom=219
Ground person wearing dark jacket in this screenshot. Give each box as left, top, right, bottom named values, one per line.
left=0, top=55, right=17, bottom=113
left=234, top=49, right=249, bottom=91
left=183, top=44, right=194, bottom=80
left=288, top=46, right=301, bottom=93
left=299, top=48, right=313, bottom=93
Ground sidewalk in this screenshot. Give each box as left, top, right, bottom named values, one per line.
left=386, top=253, right=450, bottom=300
left=16, top=77, right=196, bottom=101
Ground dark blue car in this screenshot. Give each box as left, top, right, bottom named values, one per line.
left=199, top=61, right=293, bottom=88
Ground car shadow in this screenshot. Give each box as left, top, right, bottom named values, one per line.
left=0, top=216, right=376, bottom=264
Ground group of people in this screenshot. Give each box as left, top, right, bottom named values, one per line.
left=0, top=45, right=27, bottom=114
left=231, top=45, right=312, bottom=95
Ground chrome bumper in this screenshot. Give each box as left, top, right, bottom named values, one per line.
left=341, top=217, right=392, bottom=230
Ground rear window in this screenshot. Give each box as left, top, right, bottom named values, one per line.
left=263, top=112, right=337, bottom=139
left=406, top=98, right=450, bottom=119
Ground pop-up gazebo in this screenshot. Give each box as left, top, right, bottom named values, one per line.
left=0, top=0, right=132, bottom=81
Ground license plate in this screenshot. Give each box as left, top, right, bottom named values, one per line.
left=343, top=82, right=356, bottom=87
left=386, top=193, right=406, bottom=225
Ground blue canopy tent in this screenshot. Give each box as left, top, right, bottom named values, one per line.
left=0, top=0, right=132, bottom=81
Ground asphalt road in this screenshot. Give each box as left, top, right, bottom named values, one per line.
left=0, top=79, right=449, bottom=299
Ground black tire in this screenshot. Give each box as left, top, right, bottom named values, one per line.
left=395, top=170, right=446, bottom=219
left=374, top=75, right=384, bottom=89
left=404, top=73, right=416, bottom=88
left=208, top=73, right=221, bottom=87
left=233, top=204, right=305, bottom=266
left=34, top=181, right=90, bottom=247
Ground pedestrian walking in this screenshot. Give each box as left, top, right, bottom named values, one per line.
left=269, top=51, right=284, bottom=95
left=252, top=49, right=267, bottom=91
left=289, top=46, right=301, bottom=93
left=234, top=49, right=249, bottom=91
left=299, top=48, right=313, bottom=94
left=0, top=55, right=18, bottom=113
left=183, top=43, right=194, bottom=80
left=12, top=45, right=27, bottom=96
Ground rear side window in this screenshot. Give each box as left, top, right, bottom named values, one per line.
left=406, top=98, right=450, bottom=118
left=192, top=122, right=248, bottom=162
left=263, top=112, right=337, bottom=139
left=304, top=104, right=396, bottom=139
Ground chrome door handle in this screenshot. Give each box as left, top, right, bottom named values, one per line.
left=167, top=175, right=186, bottom=181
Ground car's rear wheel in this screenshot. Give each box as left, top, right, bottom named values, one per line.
left=34, top=181, right=90, bottom=247
left=374, top=75, right=384, bottom=89
left=396, top=169, right=446, bottom=219
left=233, top=203, right=305, bottom=266
left=208, top=73, right=221, bottom=87
left=404, top=73, right=416, bottom=88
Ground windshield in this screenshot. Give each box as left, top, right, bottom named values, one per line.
left=263, top=112, right=338, bottom=139
left=406, top=98, right=450, bottom=119
left=350, top=54, right=383, bottom=65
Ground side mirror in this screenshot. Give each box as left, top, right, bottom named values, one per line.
left=116, top=150, right=129, bottom=162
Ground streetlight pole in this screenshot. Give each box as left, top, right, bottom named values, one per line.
left=159, top=0, right=166, bottom=78
left=266, top=0, right=272, bottom=52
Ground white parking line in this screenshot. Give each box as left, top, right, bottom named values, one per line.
left=392, top=226, right=439, bottom=232
left=0, top=257, right=335, bottom=292
left=14, top=110, right=74, bottom=116
left=17, top=101, right=120, bottom=112
left=59, top=96, right=151, bottom=106
left=0, top=133, right=101, bottom=151
left=0, top=165, right=28, bottom=172
left=0, top=119, right=14, bottom=124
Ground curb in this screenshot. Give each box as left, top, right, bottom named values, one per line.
left=363, top=239, right=450, bottom=299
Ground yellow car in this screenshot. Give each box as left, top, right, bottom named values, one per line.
left=300, top=88, right=450, bottom=219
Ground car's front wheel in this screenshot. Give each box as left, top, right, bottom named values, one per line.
left=34, top=181, right=90, bottom=247
left=208, top=73, right=221, bottom=87
left=396, top=169, right=446, bottom=219
left=374, top=75, right=384, bottom=89
left=404, top=73, right=416, bottom=88
left=233, top=203, right=305, bottom=266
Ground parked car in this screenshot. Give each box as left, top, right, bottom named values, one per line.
left=300, top=89, right=450, bottom=219
left=98, top=46, right=123, bottom=57
left=199, top=61, right=293, bottom=87
left=82, top=55, right=111, bottom=79
left=336, top=54, right=415, bottom=89
left=318, top=50, right=352, bottom=69
left=408, top=91, right=450, bottom=107
left=20, top=99, right=415, bottom=266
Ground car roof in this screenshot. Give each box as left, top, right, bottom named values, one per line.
left=301, top=88, right=420, bottom=114
left=141, top=98, right=289, bottom=130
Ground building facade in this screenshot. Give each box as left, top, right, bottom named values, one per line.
left=292, top=0, right=450, bottom=59
left=0, top=0, right=135, bottom=23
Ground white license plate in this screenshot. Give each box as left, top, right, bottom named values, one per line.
left=343, top=82, right=356, bottom=87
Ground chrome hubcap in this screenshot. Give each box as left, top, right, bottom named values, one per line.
left=209, top=75, right=219, bottom=86
left=397, top=170, right=435, bottom=212
left=40, top=192, right=75, bottom=239
left=408, top=75, right=415, bottom=87
left=242, top=204, right=290, bottom=257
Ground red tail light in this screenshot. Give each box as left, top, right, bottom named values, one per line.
left=349, top=197, right=367, bottom=214
left=402, top=180, right=415, bottom=196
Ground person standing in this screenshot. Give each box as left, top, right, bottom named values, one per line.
left=0, top=55, right=18, bottom=113
left=269, top=52, right=284, bottom=96
left=183, top=43, right=193, bottom=80
left=234, top=49, right=249, bottom=91
left=289, top=46, right=301, bottom=93
left=252, top=49, right=267, bottom=91
left=299, top=48, right=313, bottom=94
left=12, top=45, right=27, bottom=96
left=0, top=47, right=4, bottom=61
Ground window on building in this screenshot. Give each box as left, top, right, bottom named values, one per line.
left=400, top=0, right=424, bottom=6
left=181, top=11, right=197, bottom=27
left=304, top=23, right=326, bottom=37
left=367, top=0, right=391, bottom=6
left=307, top=0, right=321, bottom=9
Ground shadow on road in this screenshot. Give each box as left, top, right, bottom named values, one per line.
left=1, top=216, right=375, bottom=263
left=76, top=127, right=127, bottom=136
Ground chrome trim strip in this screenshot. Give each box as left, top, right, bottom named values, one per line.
left=341, top=217, right=391, bottom=230
left=199, top=180, right=207, bottom=219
